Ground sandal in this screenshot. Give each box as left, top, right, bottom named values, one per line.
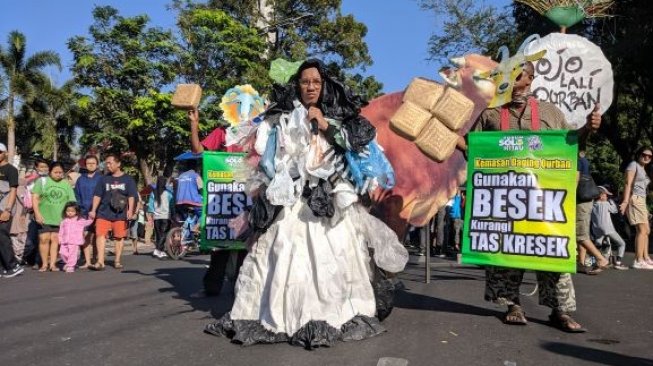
left=114, top=263, right=124, bottom=270
left=89, top=263, right=105, bottom=271
left=579, top=265, right=601, bottom=275
left=549, top=312, right=587, bottom=333
left=50, top=266, right=60, bottom=272
left=596, top=259, right=610, bottom=270
left=504, top=305, right=528, bottom=325
left=38, top=266, right=49, bottom=272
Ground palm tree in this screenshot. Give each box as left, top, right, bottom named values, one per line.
left=0, top=31, right=61, bottom=160
left=24, top=80, right=79, bottom=161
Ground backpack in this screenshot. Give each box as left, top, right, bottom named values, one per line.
left=109, top=189, right=128, bottom=212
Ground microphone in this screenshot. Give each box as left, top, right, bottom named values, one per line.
left=310, top=118, right=319, bottom=135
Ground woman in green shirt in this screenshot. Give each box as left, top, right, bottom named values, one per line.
left=32, top=162, right=77, bottom=272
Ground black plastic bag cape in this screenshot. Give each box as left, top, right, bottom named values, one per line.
left=268, top=59, right=375, bottom=152
left=247, top=188, right=281, bottom=233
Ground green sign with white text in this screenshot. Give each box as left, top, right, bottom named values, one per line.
left=201, top=152, right=251, bottom=251
left=462, top=131, right=578, bottom=273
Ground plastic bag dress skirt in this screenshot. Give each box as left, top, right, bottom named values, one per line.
left=205, top=199, right=407, bottom=349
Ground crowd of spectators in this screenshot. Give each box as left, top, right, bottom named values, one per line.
left=0, top=152, right=204, bottom=278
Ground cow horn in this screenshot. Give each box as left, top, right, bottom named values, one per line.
left=517, top=34, right=540, bottom=54
left=450, top=56, right=466, bottom=67
left=496, top=46, right=510, bottom=63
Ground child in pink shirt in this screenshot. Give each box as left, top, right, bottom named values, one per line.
left=59, top=202, right=94, bottom=273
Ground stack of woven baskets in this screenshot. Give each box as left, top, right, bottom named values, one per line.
left=390, top=77, right=474, bottom=162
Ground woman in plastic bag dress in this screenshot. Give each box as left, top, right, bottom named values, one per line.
left=204, top=59, right=408, bottom=349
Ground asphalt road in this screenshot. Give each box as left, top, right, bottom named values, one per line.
left=1, top=250, right=652, bottom=366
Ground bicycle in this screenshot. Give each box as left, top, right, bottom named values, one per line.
left=164, top=207, right=200, bottom=260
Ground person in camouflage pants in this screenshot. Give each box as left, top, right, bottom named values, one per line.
left=484, top=268, right=576, bottom=313
left=457, top=61, right=601, bottom=332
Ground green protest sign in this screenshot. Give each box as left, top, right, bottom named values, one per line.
left=201, top=152, right=251, bottom=251
left=462, top=131, right=578, bottom=273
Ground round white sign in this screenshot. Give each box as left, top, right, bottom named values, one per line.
left=525, top=33, right=613, bottom=129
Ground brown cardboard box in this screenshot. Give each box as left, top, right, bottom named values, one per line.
left=171, top=84, right=202, bottom=109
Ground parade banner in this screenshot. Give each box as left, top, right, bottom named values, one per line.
left=525, top=33, right=614, bottom=129
left=462, top=131, right=578, bottom=273
left=201, top=152, right=252, bottom=251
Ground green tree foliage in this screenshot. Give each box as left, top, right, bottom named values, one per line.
left=0, top=31, right=61, bottom=160
left=176, top=7, right=269, bottom=127
left=421, top=0, right=653, bottom=192
left=68, top=6, right=184, bottom=182
left=21, top=80, right=80, bottom=161
left=585, top=0, right=653, bottom=189
left=419, top=0, right=515, bottom=62
left=175, top=0, right=382, bottom=100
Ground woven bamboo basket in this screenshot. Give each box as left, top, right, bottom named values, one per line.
left=415, top=117, right=459, bottom=162
left=171, top=84, right=203, bottom=109
left=431, top=87, right=475, bottom=131
left=390, top=101, right=432, bottom=141
left=403, top=77, right=444, bottom=111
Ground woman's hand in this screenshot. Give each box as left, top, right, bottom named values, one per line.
left=307, top=106, right=329, bottom=131
left=34, top=212, right=45, bottom=225
left=619, top=200, right=628, bottom=215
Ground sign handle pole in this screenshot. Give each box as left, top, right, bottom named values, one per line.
left=425, top=221, right=431, bottom=284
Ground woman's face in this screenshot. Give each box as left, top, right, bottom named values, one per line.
left=639, top=149, right=653, bottom=165
left=299, top=67, right=322, bottom=106
left=50, top=166, right=64, bottom=181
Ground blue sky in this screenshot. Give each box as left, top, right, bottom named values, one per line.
left=0, top=0, right=510, bottom=93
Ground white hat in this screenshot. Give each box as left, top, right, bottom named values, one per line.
left=597, top=185, right=613, bottom=196
left=0, top=143, right=7, bottom=152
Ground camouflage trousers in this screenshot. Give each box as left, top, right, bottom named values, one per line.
left=484, top=266, right=576, bottom=313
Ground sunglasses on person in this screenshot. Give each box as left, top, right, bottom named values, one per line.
left=641, top=153, right=652, bottom=159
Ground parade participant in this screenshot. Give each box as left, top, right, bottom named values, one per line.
left=0, top=143, right=23, bottom=278
left=457, top=60, right=601, bottom=332
left=88, top=154, right=138, bottom=270
left=188, top=110, right=242, bottom=153
left=187, top=84, right=265, bottom=154
left=204, top=59, right=408, bottom=348
left=58, top=202, right=93, bottom=273
left=619, top=146, right=653, bottom=269
left=32, top=162, right=77, bottom=272
left=74, top=155, right=102, bottom=268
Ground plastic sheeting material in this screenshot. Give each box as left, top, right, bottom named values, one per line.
left=352, top=205, right=409, bottom=274
left=205, top=312, right=385, bottom=349
left=266, top=162, right=297, bottom=206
